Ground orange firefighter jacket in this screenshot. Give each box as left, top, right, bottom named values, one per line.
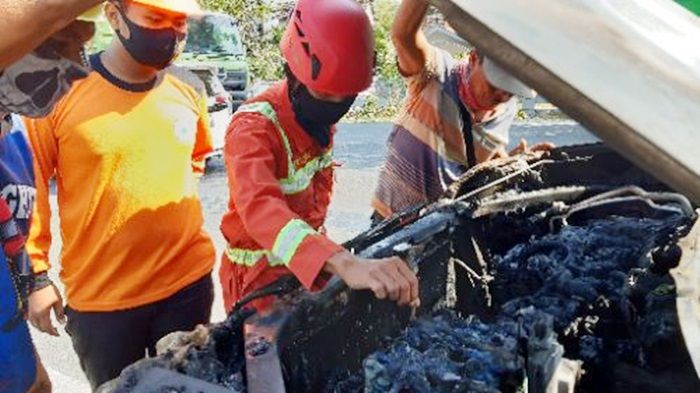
left=219, top=81, right=344, bottom=311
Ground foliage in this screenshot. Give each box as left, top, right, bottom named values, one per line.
left=675, top=0, right=700, bottom=16
left=86, top=18, right=115, bottom=53
left=347, top=0, right=406, bottom=122
left=344, top=80, right=405, bottom=123
left=371, top=0, right=403, bottom=84
left=200, top=0, right=290, bottom=81
left=186, top=15, right=244, bottom=54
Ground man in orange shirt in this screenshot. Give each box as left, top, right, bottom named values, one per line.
left=220, top=0, right=420, bottom=313
left=24, top=0, right=215, bottom=389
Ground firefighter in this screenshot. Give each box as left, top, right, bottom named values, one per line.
left=220, top=0, right=420, bottom=312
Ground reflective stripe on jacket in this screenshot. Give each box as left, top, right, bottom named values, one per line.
left=236, top=101, right=334, bottom=196
left=219, top=81, right=344, bottom=296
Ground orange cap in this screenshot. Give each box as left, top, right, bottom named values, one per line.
left=129, top=0, right=202, bottom=15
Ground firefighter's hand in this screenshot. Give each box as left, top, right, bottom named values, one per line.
left=325, top=251, right=420, bottom=307
left=28, top=284, right=65, bottom=337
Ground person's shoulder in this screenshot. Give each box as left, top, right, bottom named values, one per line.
left=231, top=101, right=278, bottom=131
left=229, top=88, right=287, bottom=139
left=481, top=98, right=518, bottom=134
left=434, top=46, right=457, bottom=64
left=236, top=82, right=287, bottom=120
left=38, top=71, right=104, bottom=122
left=249, top=81, right=286, bottom=101
left=430, top=46, right=459, bottom=73
left=406, top=46, right=455, bottom=91
left=66, top=68, right=105, bottom=94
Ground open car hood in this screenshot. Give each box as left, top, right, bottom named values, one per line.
left=430, top=0, right=700, bottom=204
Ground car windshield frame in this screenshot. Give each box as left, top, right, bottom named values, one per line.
left=185, top=14, right=245, bottom=56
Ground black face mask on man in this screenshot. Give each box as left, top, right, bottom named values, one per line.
left=115, top=7, right=186, bottom=70
left=288, top=82, right=355, bottom=148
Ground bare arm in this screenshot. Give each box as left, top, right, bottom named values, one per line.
left=0, top=0, right=102, bottom=69
left=391, top=0, right=433, bottom=77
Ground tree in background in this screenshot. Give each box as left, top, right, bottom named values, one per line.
left=346, top=0, right=406, bottom=121
left=370, top=0, right=402, bottom=84
left=200, top=0, right=290, bottom=81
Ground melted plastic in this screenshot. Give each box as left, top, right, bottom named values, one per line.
left=330, top=214, right=692, bottom=392
left=106, top=308, right=253, bottom=393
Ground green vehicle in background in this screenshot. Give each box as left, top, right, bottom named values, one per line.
left=89, top=12, right=250, bottom=109
left=180, top=12, right=250, bottom=109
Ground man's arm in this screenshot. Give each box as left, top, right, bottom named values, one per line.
left=225, top=114, right=348, bottom=289
left=225, top=115, right=419, bottom=306
left=192, top=93, right=213, bottom=176
left=24, top=116, right=65, bottom=337
left=392, top=0, right=433, bottom=77
left=24, top=117, right=57, bottom=276
left=0, top=0, right=102, bottom=69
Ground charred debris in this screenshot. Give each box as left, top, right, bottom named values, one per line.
left=103, top=144, right=700, bottom=393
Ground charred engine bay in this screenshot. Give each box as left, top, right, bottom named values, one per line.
left=330, top=212, right=696, bottom=392
left=322, top=145, right=699, bottom=392
left=102, top=144, right=700, bottom=393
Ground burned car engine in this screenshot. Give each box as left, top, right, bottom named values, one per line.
left=331, top=213, right=693, bottom=392
left=102, top=144, right=700, bottom=393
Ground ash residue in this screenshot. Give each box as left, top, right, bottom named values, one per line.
left=103, top=308, right=254, bottom=393
left=327, top=311, right=525, bottom=393
left=492, top=215, right=689, bottom=374
left=331, top=213, right=693, bottom=392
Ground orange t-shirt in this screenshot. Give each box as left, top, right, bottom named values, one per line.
left=24, top=60, right=215, bottom=312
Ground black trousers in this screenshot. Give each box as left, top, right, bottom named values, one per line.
left=64, top=273, right=214, bottom=390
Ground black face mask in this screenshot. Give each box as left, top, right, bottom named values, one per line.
left=115, top=7, right=186, bottom=70
left=289, top=82, right=355, bottom=148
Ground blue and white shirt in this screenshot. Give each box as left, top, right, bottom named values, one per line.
left=0, top=114, right=38, bottom=393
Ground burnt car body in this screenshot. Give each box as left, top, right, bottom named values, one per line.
left=236, top=146, right=698, bottom=393
left=101, top=1, right=700, bottom=392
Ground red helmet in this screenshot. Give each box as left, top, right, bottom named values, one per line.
left=280, top=0, right=375, bottom=96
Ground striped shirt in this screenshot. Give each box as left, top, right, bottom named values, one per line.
left=372, top=47, right=516, bottom=218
